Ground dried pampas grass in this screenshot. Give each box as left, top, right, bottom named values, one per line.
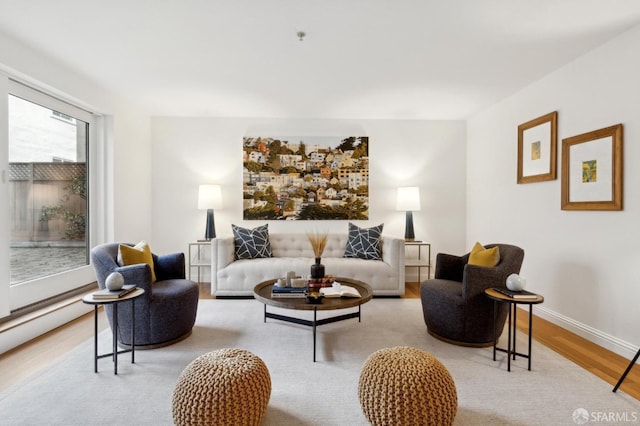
left=307, top=232, right=328, bottom=258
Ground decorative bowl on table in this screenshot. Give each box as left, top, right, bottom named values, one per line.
left=306, top=292, right=324, bottom=304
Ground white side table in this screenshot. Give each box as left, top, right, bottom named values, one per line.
left=188, top=241, right=211, bottom=283
left=404, top=241, right=431, bottom=283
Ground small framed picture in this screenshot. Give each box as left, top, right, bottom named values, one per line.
left=517, top=111, right=558, bottom=184
left=561, top=124, right=623, bottom=211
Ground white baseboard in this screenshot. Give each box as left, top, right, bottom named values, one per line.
left=533, top=305, right=639, bottom=360
left=0, top=300, right=92, bottom=355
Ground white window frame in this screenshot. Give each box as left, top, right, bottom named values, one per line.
left=4, top=79, right=103, bottom=310
left=0, top=76, right=9, bottom=317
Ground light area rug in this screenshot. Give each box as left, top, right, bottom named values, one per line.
left=1, top=298, right=638, bottom=425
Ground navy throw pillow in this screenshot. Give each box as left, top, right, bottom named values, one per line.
left=232, top=224, right=272, bottom=259
left=343, top=222, right=384, bottom=260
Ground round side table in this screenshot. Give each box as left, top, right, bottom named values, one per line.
left=82, top=288, right=144, bottom=374
left=484, top=288, right=544, bottom=372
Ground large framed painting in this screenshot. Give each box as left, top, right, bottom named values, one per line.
left=561, top=124, right=623, bottom=211
left=242, top=136, right=369, bottom=220
left=517, top=111, right=558, bottom=184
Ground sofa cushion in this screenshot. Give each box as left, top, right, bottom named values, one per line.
left=468, top=242, right=500, bottom=267
left=118, top=241, right=156, bottom=282
left=344, top=222, right=384, bottom=260
left=232, top=224, right=272, bottom=260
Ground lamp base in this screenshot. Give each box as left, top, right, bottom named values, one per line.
left=404, top=211, right=415, bottom=241
left=204, top=209, right=216, bottom=240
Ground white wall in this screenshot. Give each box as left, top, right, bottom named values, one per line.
left=467, top=25, right=640, bottom=357
left=150, top=118, right=467, bottom=282
left=0, top=76, right=8, bottom=318
left=111, top=106, right=152, bottom=242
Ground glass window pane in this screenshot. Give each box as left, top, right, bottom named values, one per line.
left=8, top=94, right=89, bottom=284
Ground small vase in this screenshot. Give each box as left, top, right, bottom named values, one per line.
left=310, top=257, right=325, bottom=279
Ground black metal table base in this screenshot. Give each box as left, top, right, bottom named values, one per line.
left=492, top=300, right=535, bottom=371
left=92, top=299, right=136, bottom=374
left=263, top=304, right=361, bottom=362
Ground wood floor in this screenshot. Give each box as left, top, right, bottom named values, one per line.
left=1, top=282, right=638, bottom=401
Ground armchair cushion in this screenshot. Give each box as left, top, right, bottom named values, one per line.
left=154, top=252, right=187, bottom=281
left=232, top=224, right=272, bottom=260
left=343, top=222, right=384, bottom=260
left=118, top=241, right=156, bottom=282
left=434, top=253, right=466, bottom=282
left=115, top=263, right=154, bottom=297
left=468, top=242, right=500, bottom=267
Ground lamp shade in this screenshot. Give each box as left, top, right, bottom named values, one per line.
left=198, top=185, right=222, bottom=210
left=396, top=186, right=421, bottom=211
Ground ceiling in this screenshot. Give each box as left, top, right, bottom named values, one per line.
left=1, top=0, right=639, bottom=120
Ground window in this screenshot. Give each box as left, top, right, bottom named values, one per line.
left=6, top=81, right=95, bottom=308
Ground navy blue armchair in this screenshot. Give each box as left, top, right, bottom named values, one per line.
left=91, top=243, right=199, bottom=348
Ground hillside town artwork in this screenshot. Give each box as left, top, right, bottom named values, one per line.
left=243, top=136, right=369, bottom=220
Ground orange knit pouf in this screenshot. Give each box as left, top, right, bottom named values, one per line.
left=358, top=346, right=457, bottom=426
left=172, top=348, right=271, bottom=426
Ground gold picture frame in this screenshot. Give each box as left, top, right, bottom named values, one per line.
left=517, top=111, right=558, bottom=183
left=561, top=124, right=623, bottom=211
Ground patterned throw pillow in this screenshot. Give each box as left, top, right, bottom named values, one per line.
left=232, top=224, right=272, bottom=260
left=343, top=222, right=384, bottom=260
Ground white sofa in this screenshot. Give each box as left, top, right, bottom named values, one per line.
left=211, top=233, right=405, bottom=297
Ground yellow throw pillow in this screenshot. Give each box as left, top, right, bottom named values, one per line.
left=118, top=241, right=156, bottom=282
left=468, top=242, right=500, bottom=267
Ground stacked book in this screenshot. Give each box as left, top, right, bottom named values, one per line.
left=271, top=286, right=307, bottom=298
left=92, top=284, right=137, bottom=300
left=492, top=287, right=538, bottom=299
